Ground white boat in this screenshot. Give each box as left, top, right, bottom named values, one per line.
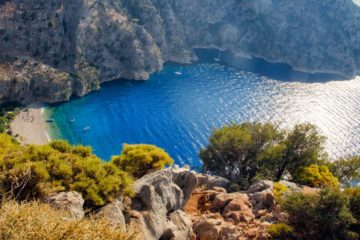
left=174, top=71, right=182, bottom=75
left=69, top=119, right=75, bottom=123
left=83, top=126, right=90, bottom=132
left=214, top=58, right=220, bottom=62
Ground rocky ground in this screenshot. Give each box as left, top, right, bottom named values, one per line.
left=1, top=0, right=360, bottom=105
left=45, top=167, right=317, bottom=240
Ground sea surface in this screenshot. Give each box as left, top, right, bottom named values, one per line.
left=46, top=57, right=360, bottom=167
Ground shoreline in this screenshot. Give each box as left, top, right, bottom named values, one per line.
left=10, top=103, right=51, bottom=145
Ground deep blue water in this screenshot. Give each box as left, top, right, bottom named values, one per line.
left=46, top=58, right=360, bottom=167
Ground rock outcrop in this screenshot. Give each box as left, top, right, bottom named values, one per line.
left=44, top=169, right=318, bottom=240
left=123, top=168, right=198, bottom=240
left=1, top=0, right=360, bottom=104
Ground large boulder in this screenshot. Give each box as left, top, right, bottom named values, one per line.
left=222, top=195, right=255, bottom=224
left=45, top=191, right=84, bottom=219
left=246, top=181, right=275, bottom=212
left=246, top=180, right=274, bottom=194
left=127, top=168, right=198, bottom=240
left=195, top=173, right=230, bottom=190
left=95, top=199, right=126, bottom=226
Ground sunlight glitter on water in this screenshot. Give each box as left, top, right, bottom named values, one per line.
left=46, top=64, right=360, bottom=166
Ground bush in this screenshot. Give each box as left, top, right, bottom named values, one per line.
left=0, top=201, right=137, bottom=240
left=112, top=144, right=173, bottom=178
left=0, top=134, right=133, bottom=207
left=294, top=165, right=339, bottom=188
left=282, top=188, right=356, bottom=240
left=200, top=122, right=326, bottom=189
left=344, top=187, right=360, bottom=224
left=273, top=182, right=288, bottom=203
left=267, top=223, right=294, bottom=240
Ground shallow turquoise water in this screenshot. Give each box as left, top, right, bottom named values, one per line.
left=46, top=62, right=360, bottom=167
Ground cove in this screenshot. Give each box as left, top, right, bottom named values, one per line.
left=46, top=53, right=360, bottom=167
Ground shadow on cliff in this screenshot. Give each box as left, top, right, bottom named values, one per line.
left=194, top=48, right=348, bottom=83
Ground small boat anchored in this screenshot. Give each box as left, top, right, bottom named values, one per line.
left=45, top=119, right=54, bottom=123
left=69, top=119, right=76, bottom=123
left=83, top=126, right=90, bottom=132
left=214, top=58, right=220, bottom=62
left=174, top=71, right=182, bottom=76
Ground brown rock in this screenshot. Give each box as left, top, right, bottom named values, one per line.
left=222, top=196, right=255, bottom=224
left=45, top=191, right=84, bottom=219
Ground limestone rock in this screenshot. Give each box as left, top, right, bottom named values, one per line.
left=210, top=192, right=246, bottom=212
left=127, top=168, right=198, bottom=240
left=222, top=196, right=255, bottom=224
left=195, top=173, right=230, bottom=190
left=45, top=191, right=84, bottom=219
left=95, top=199, right=126, bottom=226
left=167, top=210, right=194, bottom=240
left=247, top=180, right=274, bottom=194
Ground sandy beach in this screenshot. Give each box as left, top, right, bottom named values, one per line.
left=10, top=103, right=50, bottom=145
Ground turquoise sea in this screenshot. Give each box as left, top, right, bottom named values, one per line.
left=45, top=51, right=360, bottom=167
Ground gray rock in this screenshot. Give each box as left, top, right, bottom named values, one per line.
left=127, top=168, right=198, bottom=240
left=95, top=199, right=126, bottom=226
left=45, top=191, right=84, bottom=219
left=195, top=173, right=230, bottom=190
left=247, top=180, right=274, bottom=194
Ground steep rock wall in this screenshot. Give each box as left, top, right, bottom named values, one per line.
left=1, top=0, right=360, bottom=104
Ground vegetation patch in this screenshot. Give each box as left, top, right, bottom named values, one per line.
left=0, top=201, right=137, bottom=240
left=294, top=164, right=339, bottom=188
left=201, top=122, right=327, bottom=189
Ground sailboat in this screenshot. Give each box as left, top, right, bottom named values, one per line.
left=214, top=51, right=221, bottom=62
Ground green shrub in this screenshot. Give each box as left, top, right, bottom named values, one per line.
left=0, top=135, right=133, bottom=207
left=267, top=223, right=294, bottom=240
left=294, top=165, right=339, bottom=188
left=282, top=188, right=356, bottom=240
left=112, top=144, right=174, bottom=178
left=273, top=182, right=288, bottom=203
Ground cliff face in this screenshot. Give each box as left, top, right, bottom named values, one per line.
left=1, top=0, right=360, bottom=104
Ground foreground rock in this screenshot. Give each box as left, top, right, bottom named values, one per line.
left=1, top=0, right=360, bottom=104
left=45, top=170, right=317, bottom=240
left=45, top=191, right=84, bottom=219
left=124, top=168, right=198, bottom=240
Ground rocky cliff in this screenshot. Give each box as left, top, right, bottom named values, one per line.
left=1, top=0, right=360, bottom=104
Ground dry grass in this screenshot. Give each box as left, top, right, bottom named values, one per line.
left=0, top=201, right=138, bottom=240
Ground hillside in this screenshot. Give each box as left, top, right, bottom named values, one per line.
left=1, top=0, right=360, bottom=104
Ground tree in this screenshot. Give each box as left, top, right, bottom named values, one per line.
left=330, top=157, right=360, bottom=187
left=275, top=123, right=327, bottom=180
left=200, top=122, right=285, bottom=189
left=200, top=122, right=327, bottom=189
left=293, top=165, right=339, bottom=188
left=112, top=144, right=174, bottom=178
left=344, top=187, right=360, bottom=232
left=282, top=189, right=357, bottom=240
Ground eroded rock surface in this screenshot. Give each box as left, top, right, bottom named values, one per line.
left=45, top=191, right=85, bottom=219
left=1, top=0, right=360, bottom=104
